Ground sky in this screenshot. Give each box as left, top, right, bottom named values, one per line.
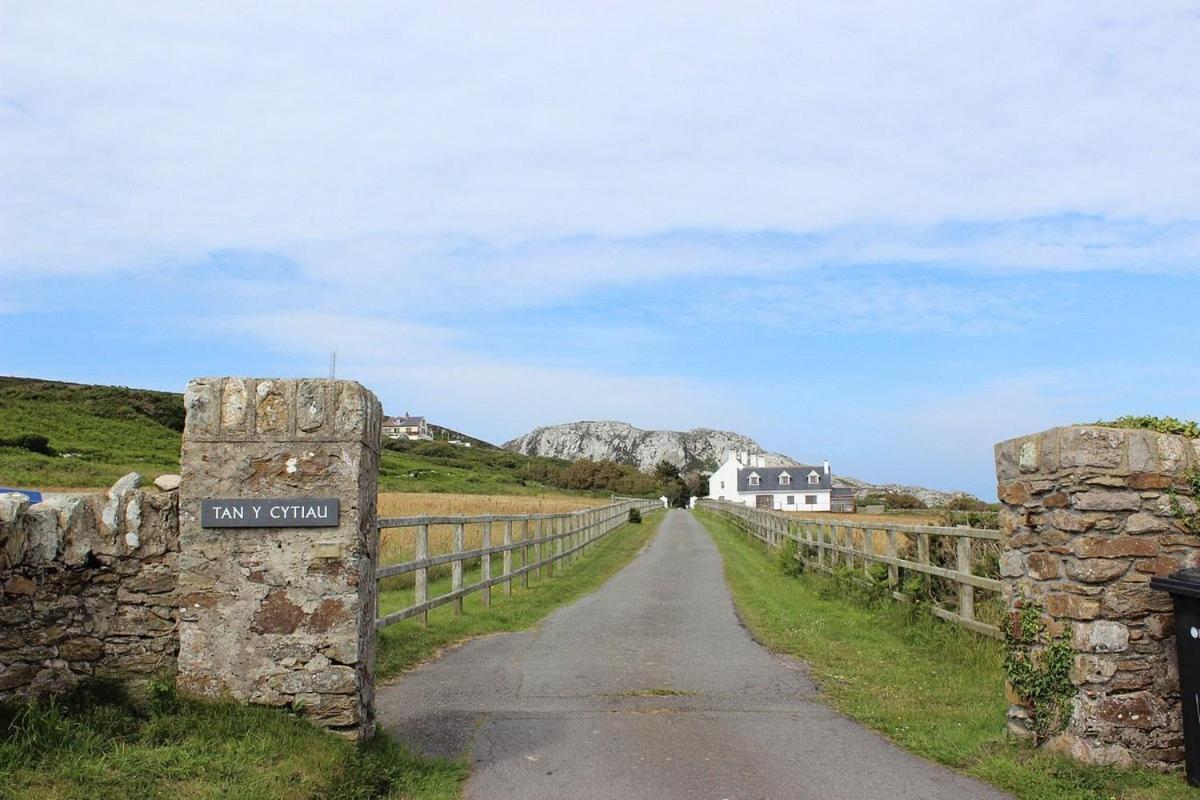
left=2, top=2, right=1199, bottom=499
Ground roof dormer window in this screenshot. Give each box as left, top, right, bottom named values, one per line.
left=747, top=472, right=760, bottom=486
left=778, top=471, right=791, bottom=485
left=808, top=470, right=820, bottom=485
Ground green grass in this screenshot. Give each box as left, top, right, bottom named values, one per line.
left=376, top=511, right=663, bottom=679
left=0, top=376, right=654, bottom=498
left=694, top=509, right=1196, bottom=800
left=0, top=679, right=464, bottom=800
left=0, top=377, right=184, bottom=487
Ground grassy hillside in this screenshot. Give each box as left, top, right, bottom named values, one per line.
left=0, top=377, right=184, bottom=488
left=0, top=377, right=657, bottom=497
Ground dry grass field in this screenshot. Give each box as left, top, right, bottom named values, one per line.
left=377, top=492, right=611, bottom=569
left=785, top=510, right=946, bottom=526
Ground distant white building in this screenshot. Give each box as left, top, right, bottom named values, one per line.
left=707, top=451, right=853, bottom=512
left=382, top=413, right=433, bottom=441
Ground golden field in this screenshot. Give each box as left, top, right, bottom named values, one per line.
left=377, top=492, right=610, bottom=567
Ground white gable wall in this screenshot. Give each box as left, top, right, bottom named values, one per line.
left=707, top=453, right=743, bottom=502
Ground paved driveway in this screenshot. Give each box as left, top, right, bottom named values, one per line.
left=377, top=509, right=1011, bottom=800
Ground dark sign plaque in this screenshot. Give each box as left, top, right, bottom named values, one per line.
left=200, top=498, right=339, bottom=528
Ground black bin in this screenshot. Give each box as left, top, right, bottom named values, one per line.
left=1150, top=567, right=1200, bottom=786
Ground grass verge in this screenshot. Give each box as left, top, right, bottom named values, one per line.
left=693, top=509, right=1195, bottom=800
left=376, top=510, right=663, bottom=679
left=0, top=679, right=464, bottom=800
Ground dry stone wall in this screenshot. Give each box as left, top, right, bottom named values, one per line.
left=178, top=378, right=381, bottom=738
left=995, top=425, right=1200, bottom=769
left=0, top=475, right=179, bottom=700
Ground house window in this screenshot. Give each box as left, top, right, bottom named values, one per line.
left=720, top=481, right=725, bottom=489
left=779, top=473, right=790, bottom=485
left=748, top=473, right=760, bottom=486
left=786, top=495, right=794, bottom=504
left=805, top=495, right=817, bottom=504
left=808, top=473, right=820, bottom=485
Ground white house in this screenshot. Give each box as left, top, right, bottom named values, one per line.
left=707, top=451, right=852, bottom=512
left=382, top=413, right=433, bottom=441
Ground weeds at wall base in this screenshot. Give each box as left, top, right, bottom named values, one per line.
left=0, top=677, right=463, bottom=800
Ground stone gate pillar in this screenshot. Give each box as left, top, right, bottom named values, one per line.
left=178, top=378, right=381, bottom=738
left=995, top=425, right=1200, bottom=769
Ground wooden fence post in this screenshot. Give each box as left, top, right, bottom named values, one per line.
left=503, top=519, right=513, bottom=595
left=535, top=517, right=543, bottom=580
left=956, top=536, right=975, bottom=621
left=886, top=529, right=899, bottom=591
left=481, top=520, right=492, bottom=609
left=416, top=523, right=429, bottom=626
left=452, top=522, right=464, bottom=615
left=522, top=518, right=531, bottom=589
left=863, top=527, right=874, bottom=578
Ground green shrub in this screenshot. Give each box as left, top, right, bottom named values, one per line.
left=628, top=508, right=642, bottom=524
left=884, top=492, right=926, bottom=510
left=0, top=433, right=55, bottom=456
left=1096, top=415, right=1200, bottom=439
left=778, top=539, right=805, bottom=577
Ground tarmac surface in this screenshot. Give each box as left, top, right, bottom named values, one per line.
left=377, top=509, right=1011, bottom=800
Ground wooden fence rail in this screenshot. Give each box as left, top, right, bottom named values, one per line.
left=375, top=497, right=660, bottom=630
left=697, top=499, right=1003, bottom=639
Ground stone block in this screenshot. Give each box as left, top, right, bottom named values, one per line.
left=1072, top=654, right=1117, bottom=684
left=255, top=379, right=293, bottom=434
left=1065, top=558, right=1129, bottom=584
left=1158, top=435, right=1190, bottom=472
left=1092, top=692, right=1162, bottom=731
left=221, top=377, right=249, bottom=432
left=1128, top=473, right=1175, bottom=490
left=1060, top=427, right=1126, bottom=470
left=1073, top=491, right=1141, bottom=512
left=998, top=481, right=1032, bottom=505
left=1071, top=536, right=1158, bottom=559
left=296, top=380, right=328, bottom=434
left=1074, top=621, right=1129, bottom=653
left=1101, top=581, right=1174, bottom=617
left=999, top=551, right=1024, bottom=578
left=1026, top=552, right=1061, bottom=580
left=1046, top=593, right=1100, bottom=620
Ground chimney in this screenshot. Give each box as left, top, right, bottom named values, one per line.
left=823, top=459, right=830, bottom=475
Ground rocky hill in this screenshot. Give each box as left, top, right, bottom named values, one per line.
left=502, top=421, right=795, bottom=473
left=830, top=474, right=969, bottom=508
left=504, top=419, right=979, bottom=505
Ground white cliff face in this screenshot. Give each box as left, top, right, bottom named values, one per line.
left=502, top=421, right=795, bottom=473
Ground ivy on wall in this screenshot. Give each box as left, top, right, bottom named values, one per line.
left=1004, top=599, right=1075, bottom=742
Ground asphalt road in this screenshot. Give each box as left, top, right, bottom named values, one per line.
left=377, top=509, right=1010, bottom=800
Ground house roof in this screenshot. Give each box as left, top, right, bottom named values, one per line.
left=384, top=415, right=426, bottom=427
left=738, top=465, right=831, bottom=493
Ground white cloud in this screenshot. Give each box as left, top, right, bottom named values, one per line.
left=3, top=2, right=1200, bottom=281
left=219, top=310, right=733, bottom=441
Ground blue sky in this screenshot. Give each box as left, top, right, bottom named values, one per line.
left=3, top=2, right=1199, bottom=498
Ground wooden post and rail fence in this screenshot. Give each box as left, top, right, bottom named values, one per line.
left=374, top=497, right=659, bottom=630
left=697, top=499, right=1004, bottom=639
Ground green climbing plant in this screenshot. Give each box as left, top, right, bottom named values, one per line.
left=1169, top=466, right=1200, bottom=533
left=1003, top=598, right=1075, bottom=742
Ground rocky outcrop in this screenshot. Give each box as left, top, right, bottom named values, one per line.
left=832, top=474, right=973, bottom=508
left=503, top=421, right=796, bottom=473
